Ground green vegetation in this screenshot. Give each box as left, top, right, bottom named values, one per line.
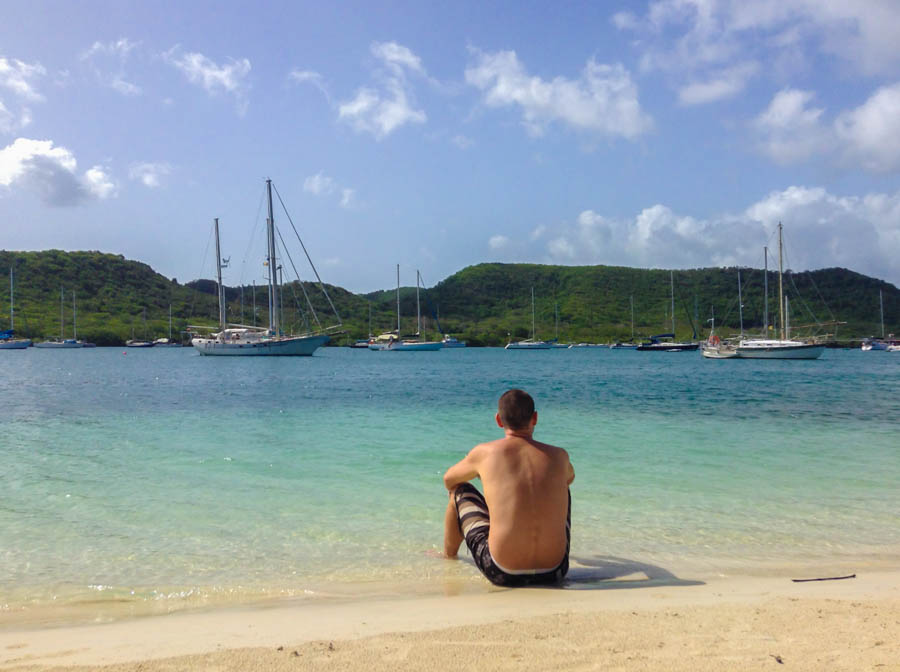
left=2, top=251, right=897, bottom=346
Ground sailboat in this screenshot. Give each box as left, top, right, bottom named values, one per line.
left=702, top=272, right=741, bottom=359
left=154, top=305, right=182, bottom=346
left=636, top=272, right=698, bottom=351
left=736, top=223, right=824, bottom=360
left=506, top=287, right=552, bottom=350
left=34, top=289, right=94, bottom=348
left=609, top=295, right=638, bottom=349
left=0, top=266, right=31, bottom=349
left=191, top=179, right=341, bottom=356
left=372, top=266, right=442, bottom=351
left=127, top=308, right=155, bottom=347
left=861, top=290, right=892, bottom=351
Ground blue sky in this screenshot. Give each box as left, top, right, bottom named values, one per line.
left=2, top=0, right=900, bottom=292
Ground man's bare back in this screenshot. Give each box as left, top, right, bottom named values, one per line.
left=443, top=390, right=574, bottom=585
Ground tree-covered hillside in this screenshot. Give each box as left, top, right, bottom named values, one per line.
left=2, top=251, right=897, bottom=346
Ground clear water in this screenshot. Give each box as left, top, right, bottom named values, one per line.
left=1, top=346, right=898, bottom=618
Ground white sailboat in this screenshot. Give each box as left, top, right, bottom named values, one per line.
left=506, top=287, right=552, bottom=350
left=373, top=266, right=442, bottom=351
left=154, top=305, right=182, bottom=346
left=702, top=272, right=741, bottom=359
left=191, top=179, right=341, bottom=356
left=34, top=289, right=94, bottom=348
left=861, top=290, right=889, bottom=351
left=736, top=223, right=824, bottom=360
left=0, top=266, right=31, bottom=349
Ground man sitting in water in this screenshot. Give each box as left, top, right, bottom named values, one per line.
left=442, top=389, right=574, bottom=586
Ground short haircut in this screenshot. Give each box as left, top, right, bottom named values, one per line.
left=498, top=389, right=535, bottom=430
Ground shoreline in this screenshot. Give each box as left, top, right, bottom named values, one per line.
left=2, top=569, right=898, bottom=670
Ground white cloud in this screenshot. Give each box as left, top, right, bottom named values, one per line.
left=84, top=165, right=117, bottom=199
left=80, top=38, right=142, bottom=97
left=81, top=38, right=139, bottom=61
left=678, top=62, right=759, bottom=105
left=533, top=186, right=900, bottom=286
left=288, top=69, right=330, bottom=102
left=340, top=188, right=355, bottom=209
left=371, top=42, right=425, bottom=76
left=464, top=49, right=652, bottom=139
left=834, top=82, right=900, bottom=173
left=128, top=161, right=171, bottom=188
left=163, top=47, right=251, bottom=114
left=753, top=88, right=828, bottom=163
left=615, top=1, right=900, bottom=100
left=0, top=101, right=32, bottom=134
left=0, top=138, right=117, bottom=206
left=338, top=41, right=427, bottom=139
left=753, top=83, right=900, bottom=172
left=303, top=171, right=336, bottom=196
left=0, top=57, right=46, bottom=101
left=488, top=235, right=510, bottom=250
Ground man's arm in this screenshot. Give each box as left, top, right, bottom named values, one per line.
left=443, top=446, right=481, bottom=490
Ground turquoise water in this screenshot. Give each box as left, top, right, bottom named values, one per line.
left=1, top=346, right=898, bottom=617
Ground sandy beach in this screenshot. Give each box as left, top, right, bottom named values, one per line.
left=2, top=569, right=898, bottom=671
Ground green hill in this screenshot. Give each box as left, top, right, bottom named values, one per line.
left=1, top=251, right=897, bottom=346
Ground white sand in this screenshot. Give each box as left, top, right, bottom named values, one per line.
left=2, top=571, right=899, bottom=671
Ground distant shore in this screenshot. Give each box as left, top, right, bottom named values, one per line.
left=1, top=570, right=898, bottom=671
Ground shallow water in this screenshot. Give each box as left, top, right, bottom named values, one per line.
left=1, top=346, right=898, bottom=618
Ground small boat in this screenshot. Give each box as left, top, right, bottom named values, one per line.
left=350, top=338, right=373, bottom=348
left=126, top=339, right=155, bottom=348
left=34, top=288, right=94, bottom=348
left=154, top=306, right=182, bottom=346
left=191, top=179, right=340, bottom=356
left=1, top=266, right=31, bottom=349
left=637, top=272, right=697, bottom=352
left=637, top=334, right=699, bottom=352
left=735, top=223, right=823, bottom=360
left=440, top=335, right=466, bottom=348
left=373, top=266, right=442, bottom=351
left=506, top=288, right=553, bottom=350
left=609, top=342, right=638, bottom=349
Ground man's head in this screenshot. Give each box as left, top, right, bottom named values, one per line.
left=497, top=389, right=536, bottom=431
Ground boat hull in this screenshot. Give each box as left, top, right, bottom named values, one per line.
left=0, top=339, right=31, bottom=349
left=192, top=334, right=330, bottom=356
left=636, top=343, right=699, bottom=351
left=701, top=347, right=740, bottom=359
left=34, top=340, right=85, bottom=349
left=389, top=341, right=443, bottom=351
left=736, top=343, right=824, bottom=359
left=505, top=341, right=553, bottom=350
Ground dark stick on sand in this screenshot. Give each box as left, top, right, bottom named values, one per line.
left=791, top=574, right=856, bottom=583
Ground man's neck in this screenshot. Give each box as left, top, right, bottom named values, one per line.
left=504, top=428, right=534, bottom=440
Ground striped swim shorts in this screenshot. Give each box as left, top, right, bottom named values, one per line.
left=453, top=482, right=570, bottom=587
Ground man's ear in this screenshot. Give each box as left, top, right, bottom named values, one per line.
left=532, top=411, right=538, bottom=427
left=495, top=412, right=504, bottom=428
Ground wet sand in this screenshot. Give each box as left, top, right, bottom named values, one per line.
left=2, top=570, right=898, bottom=671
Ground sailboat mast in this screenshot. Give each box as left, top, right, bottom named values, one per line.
left=880, top=289, right=885, bottom=339
left=738, top=269, right=744, bottom=338
left=59, top=286, right=64, bottom=340
left=763, top=246, right=769, bottom=335
left=214, top=218, right=226, bottom=332
left=168, top=304, right=172, bottom=339
left=72, top=291, right=77, bottom=340
left=778, top=222, right=785, bottom=340
left=396, top=264, right=400, bottom=335
left=670, top=271, right=675, bottom=336
left=265, top=179, right=279, bottom=335
left=531, top=286, right=536, bottom=340
left=630, top=295, right=634, bottom=340
left=416, top=270, right=421, bottom=335
left=9, top=267, right=13, bottom=330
